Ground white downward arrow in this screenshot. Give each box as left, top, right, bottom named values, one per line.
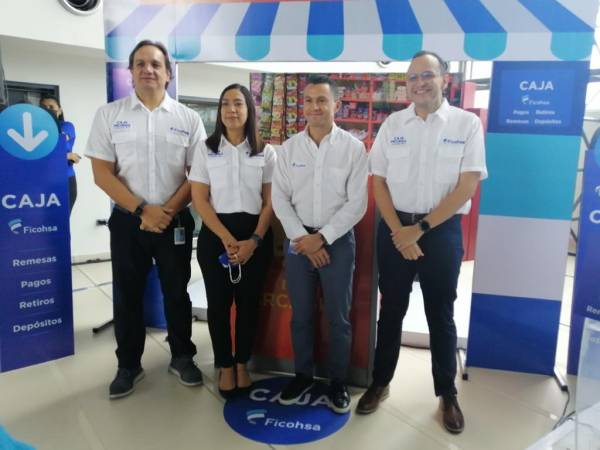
left=7, top=112, right=49, bottom=152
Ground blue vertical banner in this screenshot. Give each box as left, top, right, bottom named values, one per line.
left=467, top=61, right=589, bottom=375
left=0, top=104, right=74, bottom=372
left=568, top=138, right=600, bottom=374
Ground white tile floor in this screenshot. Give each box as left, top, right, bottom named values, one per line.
left=0, top=259, right=577, bottom=450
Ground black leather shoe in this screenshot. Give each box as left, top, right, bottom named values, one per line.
left=278, top=374, right=314, bottom=405
left=328, top=381, right=350, bottom=414
left=441, top=395, right=465, bottom=434
left=356, top=384, right=389, bottom=414
left=109, top=367, right=145, bottom=399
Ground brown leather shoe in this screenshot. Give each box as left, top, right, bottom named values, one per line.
left=441, top=395, right=464, bottom=434
left=356, top=384, right=390, bottom=414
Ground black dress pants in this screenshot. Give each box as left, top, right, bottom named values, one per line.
left=372, top=213, right=464, bottom=397
left=109, top=208, right=197, bottom=370
left=197, top=213, right=273, bottom=368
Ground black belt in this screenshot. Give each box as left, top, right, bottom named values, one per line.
left=396, top=211, right=428, bottom=226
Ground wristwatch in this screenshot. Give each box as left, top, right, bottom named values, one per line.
left=250, top=234, right=263, bottom=247
left=417, top=219, right=431, bottom=234
left=132, top=200, right=147, bottom=217
left=317, top=232, right=328, bottom=245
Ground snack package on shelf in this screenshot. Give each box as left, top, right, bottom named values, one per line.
left=285, top=74, right=298, bottom=138
left=297, top=74, right=307, bottom=132
left=270, top=74, right=286, bottom=144
left=250, top=73, right=264, bottom=119
left=347, top=128, right=368, bottom=142
left=395, top=85, right=407, bottom=102
left=258, top=74, right=274, bottom=142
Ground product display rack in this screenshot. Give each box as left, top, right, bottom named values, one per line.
left=331, top=74, right=411, bottom=149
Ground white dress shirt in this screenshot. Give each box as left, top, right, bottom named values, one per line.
left=85, top=92, right=207, bottom=205
left=272, top=124, right=368, bottom=244
left=369, top=99, right=487, bottom=215
left=188, top=137, right=276, bottom=215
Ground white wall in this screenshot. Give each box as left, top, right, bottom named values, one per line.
left=0, top=0, right=105, bottom=50
left=1, top=34, right=251, bottom=261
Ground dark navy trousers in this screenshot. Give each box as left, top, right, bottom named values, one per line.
left=372, top=214, right=463, bottom=397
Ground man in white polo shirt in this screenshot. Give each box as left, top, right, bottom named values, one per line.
left=358, top=51, right=487, bottom=434
left=86, top=40, right=206, bottom=399
left=272, top=74, right=368, bottom=414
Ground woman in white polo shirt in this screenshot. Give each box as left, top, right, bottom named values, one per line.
left=190, top=84, right=275, bottom=398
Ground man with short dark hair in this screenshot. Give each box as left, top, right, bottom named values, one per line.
left=357, top=51, right=487, bottom=434
left=86, top=40, right=206, bottom=399
left=272, top=74, right=368, bottom=414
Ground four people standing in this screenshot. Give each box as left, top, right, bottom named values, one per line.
left=87, top=37, right=486, bottom=435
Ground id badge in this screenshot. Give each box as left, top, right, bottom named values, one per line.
left=174, top=227, right=186, bottom=245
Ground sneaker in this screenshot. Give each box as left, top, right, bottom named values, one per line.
left=168, top=356, right=203, bottom=386
left=278, top=374, right=314, bottom=405
left=109, top=367, right=145, bottom=399
left=328, top=380, right=351, bottom=414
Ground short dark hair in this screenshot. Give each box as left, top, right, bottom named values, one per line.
left=206, top=83, right=264, bottom=157
left=412, top=51, right=448, bottom=74
left=306, top=74, right=339, bottom=99
left=40, top=94, right=64, bottom=121
left=128, top=40, right=173, bottom=88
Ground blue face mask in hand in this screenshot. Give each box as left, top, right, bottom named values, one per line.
left=219, top=252, right=242, bottom=284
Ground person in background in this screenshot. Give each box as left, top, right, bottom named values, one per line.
left=190, top=83, right=275, bottom=398
left=40, top=95, right=80, bottom=214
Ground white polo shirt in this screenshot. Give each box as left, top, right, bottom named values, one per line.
left=188, top=137, right=276, bottom=215
left=369, top=100, right=487, bottom=215
left=272, top=124, right=368, bottom=244
left=85, top=92, right=207, bottom=205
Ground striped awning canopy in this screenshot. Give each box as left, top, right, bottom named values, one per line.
left=104, top=0, right=598, bottom=63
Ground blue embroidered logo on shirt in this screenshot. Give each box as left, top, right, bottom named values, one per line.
left=292, top=161, right=307, bottom=168
left=169, top=127, right=190, bottom=137
left=442, top=138, right=466, bottom=145
left=390, top=136, right=407, bottom=145
left=112, top=120, right=131, bottom=129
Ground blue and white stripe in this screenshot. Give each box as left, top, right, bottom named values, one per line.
left=103, top=0, right=597, bottom=63
left=466, top=60, right=589, bottom=375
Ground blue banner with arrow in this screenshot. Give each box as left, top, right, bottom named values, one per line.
left=0, top=104, right=73, bottom=372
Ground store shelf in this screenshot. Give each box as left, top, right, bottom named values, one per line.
left=330, top=75, right=371, bottom=81
left=339, top=97, right=371, bottom=102
left=336, top=118, right=370, bottom=124
left=372, top=99, right=410, bottom=105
